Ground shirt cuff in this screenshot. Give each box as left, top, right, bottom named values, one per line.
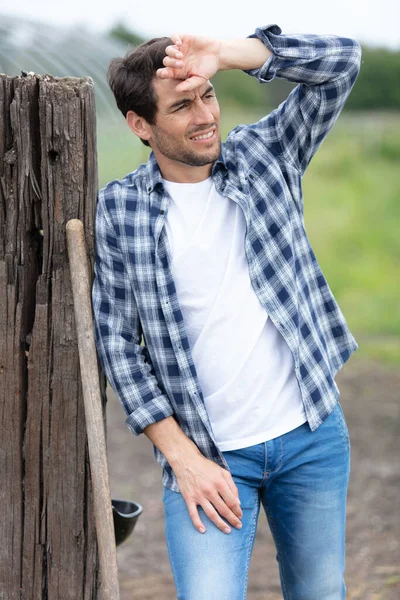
left=243, top=24, right=281, bottom=82
left=124, top=394, right=175, bottom=435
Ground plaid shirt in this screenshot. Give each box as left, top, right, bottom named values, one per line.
left=92, top=24, right=362, bottom=492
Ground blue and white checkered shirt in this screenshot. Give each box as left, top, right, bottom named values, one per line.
left=92, top=24, right=361, bottom=491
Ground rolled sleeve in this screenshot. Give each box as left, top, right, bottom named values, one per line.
left=125, top=397, right=175, bottom=435
left=244, top=23, right=282, bottom=82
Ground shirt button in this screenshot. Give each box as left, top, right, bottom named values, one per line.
left=160, top=209, right=165, bottom=215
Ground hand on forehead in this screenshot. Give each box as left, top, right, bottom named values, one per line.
left=156, top=33, right=221, bottom=92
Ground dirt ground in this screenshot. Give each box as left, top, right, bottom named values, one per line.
left=106, top=356, right=400, bottom=599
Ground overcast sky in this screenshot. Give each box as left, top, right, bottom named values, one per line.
left=1, top=0, right=399, bottom=49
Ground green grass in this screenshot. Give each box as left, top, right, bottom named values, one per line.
left=96, top=110, right=400, bottom=365
left=302, top=112, right=400, bottom=364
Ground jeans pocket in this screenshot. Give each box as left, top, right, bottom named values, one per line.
left=335, top=401, right=351, bottom=453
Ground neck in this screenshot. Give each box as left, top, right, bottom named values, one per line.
left=153, top=151, right=213, bottom=183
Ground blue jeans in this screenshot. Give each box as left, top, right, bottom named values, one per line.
left=163, top=401, right=351, bottom=600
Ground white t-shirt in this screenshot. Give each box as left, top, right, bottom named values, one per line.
left=163, top=176, right=307, bottom=451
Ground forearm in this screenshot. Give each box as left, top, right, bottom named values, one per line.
left=218, top=38, right=272, bottom=71
left=143, top=415, right=203, bottom=469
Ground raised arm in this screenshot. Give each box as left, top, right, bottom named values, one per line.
left=158, top=24, right=362, bottom=177
left=156, top=32, right=271, bottom=91
left=241, top=25, right=362, bottom=176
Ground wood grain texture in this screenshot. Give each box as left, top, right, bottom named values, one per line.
left=67, top=218, right=120, bottom=599
left=0, top=73, right=107, bottom=599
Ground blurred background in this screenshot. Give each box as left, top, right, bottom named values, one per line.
left=1, top=2, right=399, bottom=598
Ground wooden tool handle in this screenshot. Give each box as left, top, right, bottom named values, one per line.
left=66, top=218, right=120, bottom=600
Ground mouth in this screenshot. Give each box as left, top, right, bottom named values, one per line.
left=189, top=127, right=217, bottom=143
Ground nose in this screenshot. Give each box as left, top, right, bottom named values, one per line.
left=192, top=98, right=214, bottom=126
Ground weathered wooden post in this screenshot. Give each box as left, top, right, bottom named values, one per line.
left=0, top=73, right=108, bottom=598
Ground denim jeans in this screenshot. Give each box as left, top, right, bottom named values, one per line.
left=163, top=401, right=351, bottom=600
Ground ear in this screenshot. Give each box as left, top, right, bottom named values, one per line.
left=126, top=110, right=152, bottom=143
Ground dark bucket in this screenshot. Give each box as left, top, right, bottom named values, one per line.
left=112, top=498, right=143, bottom=546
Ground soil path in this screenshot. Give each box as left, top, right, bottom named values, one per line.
left=106, top=357, right=400, bottom=599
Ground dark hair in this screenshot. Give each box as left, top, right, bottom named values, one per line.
left=107, top=37, right=173, bottom=147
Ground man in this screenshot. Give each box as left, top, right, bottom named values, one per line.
left=92, top=23, right=361, bottom=599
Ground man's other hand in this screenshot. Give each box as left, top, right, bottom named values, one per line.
left=174, top=452, right=243, bottom=534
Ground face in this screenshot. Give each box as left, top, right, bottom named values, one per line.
left=148, top=77, right=221, bottom=168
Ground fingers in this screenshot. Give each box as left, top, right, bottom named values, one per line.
left=223, top=473, right=242, bottom=514
left=165, top=44, right=183, bottom=60
left=156, top=66, right=178, bottom=80
left=187, top=497, right=234, bottom=535
left=162, top=55, right=184, bottom=69
left=187, top=501, right=206, bottom=534
left=156, top=70, right=207, bottom=93
left=208, top=492, right=243, bottom=530
left=176, top=457, right=243, bottom=536
left=183, top=482, right=243, bottom=535
left=170, top=33, right=183, bottom=46
left=218, top=478, right=243, bottom=521
left=217, top=475, right=243, bottom=523
left=156, top=41, right=184, bottom=81
left=187, top=493, right=242, bottom=533
left=201, top=499, right=234, bottom=534
left=175, top=75, right=207, bottom=92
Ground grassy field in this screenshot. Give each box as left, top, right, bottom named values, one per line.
left=97, top=109, right=400, bottom=366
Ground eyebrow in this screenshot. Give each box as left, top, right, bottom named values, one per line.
left=167, top=85, right=215, bottom=112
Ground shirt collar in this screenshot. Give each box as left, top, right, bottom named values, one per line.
left=145, top=151, right=164, bottom=196
left=146, top=149, right=228, bottom=212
